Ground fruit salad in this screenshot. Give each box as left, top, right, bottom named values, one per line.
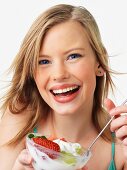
left=26, top=133, right=91, bottom=170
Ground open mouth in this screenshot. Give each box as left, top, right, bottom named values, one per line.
left=50, top=86, right=80, bottom=97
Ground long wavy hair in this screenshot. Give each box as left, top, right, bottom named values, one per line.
left=1, top=4, right=114, bottom=145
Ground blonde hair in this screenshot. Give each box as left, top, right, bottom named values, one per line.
left=1, top=4, right=114, bottom=144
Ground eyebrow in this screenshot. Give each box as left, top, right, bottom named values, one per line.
left=63, top=47, right=85, bottom=55
left=39, top=54, right=49, bottom=58
left=39, top=47, right=85, bottom=57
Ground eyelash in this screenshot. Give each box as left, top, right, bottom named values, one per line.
left=38, top=59, right=51, bottom=65
left=38, top=53, right=82, bottom=65
left=67, top=53, right=82, bottom=60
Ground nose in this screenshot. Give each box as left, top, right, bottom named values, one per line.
left=51, top=62, right=70, bottom=81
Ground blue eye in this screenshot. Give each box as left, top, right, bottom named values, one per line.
left=68, top=53, right=81, bottom=60
left=38, top=59, right=50, bottom=65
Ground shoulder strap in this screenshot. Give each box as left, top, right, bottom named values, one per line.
left=111, top=132, right=115, bottom=158
left=33, top=127, right=37, bottom=133
left=108, top=133, right=116, bottom=170
left=108, top=142, right=116, bottom=170
left=111, top=142, right=115, bottom=159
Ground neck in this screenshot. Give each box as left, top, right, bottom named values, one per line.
left=50, top=109, right=97, bottom=146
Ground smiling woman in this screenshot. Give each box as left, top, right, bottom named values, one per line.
left=35, top=21, right=100, bottom=109
left=0, top=4, right=127, bottom=170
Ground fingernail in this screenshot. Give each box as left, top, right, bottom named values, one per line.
left=123, top=138, right=127, bottom=146
left=28, top=156, right=33, bottom=163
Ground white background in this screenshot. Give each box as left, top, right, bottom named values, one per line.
left=0, top=0, right=127, bottom=105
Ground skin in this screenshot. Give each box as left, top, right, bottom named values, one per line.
left=0, top=21, right=127, bottom=170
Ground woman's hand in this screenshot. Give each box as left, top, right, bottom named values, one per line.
left=12, top=149, right=88, bottom=170
left=105, top=98, right=127, bottom=158
left=12, top=149, right=34, bottom=170
left=77, top=166, right=88, bottom=170
left=82, top=167, right=88, bottom=170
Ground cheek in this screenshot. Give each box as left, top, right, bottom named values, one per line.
left=74, top=63, right=97, bottom=94
left=73, top=63, right=96, bottom=81
left=34, top=75, right=49, bottom=102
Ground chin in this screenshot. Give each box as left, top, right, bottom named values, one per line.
left=54, top=106, right=79, bottom=116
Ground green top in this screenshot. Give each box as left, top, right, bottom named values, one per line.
left=33, top=127, right=116, bottom=169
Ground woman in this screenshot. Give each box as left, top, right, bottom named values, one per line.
left=0, top=4, right=127, bottom=170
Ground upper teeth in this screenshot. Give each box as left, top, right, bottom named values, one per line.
left=52, top=86, right=78, bottom=94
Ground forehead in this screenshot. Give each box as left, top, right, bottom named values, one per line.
left=40, top=21, right=91, bottom=54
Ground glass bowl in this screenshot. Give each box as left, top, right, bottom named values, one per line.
left=26, top=133, right=91, bottom=170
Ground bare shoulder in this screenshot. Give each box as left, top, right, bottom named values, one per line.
left=0, top=108, right=30, bottom=169
left=115, top=142, right=127, bottom=170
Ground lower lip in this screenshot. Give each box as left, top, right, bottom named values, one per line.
left=52, top=89, right=80, bottom=103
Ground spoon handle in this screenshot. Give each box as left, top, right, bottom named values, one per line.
left=87, top=98, right=127, bottom=151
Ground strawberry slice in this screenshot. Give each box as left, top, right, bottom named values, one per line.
left=33, top=137, right=60, bottom=159
left=60, top=138, right=67, bottom=142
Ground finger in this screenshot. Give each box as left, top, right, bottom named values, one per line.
left=110, top=115, right=127, bottom=132
left=104, top=98, right=116, bottom=112
left=123, top=137, right=127, bottom=146
left=115, top=125, right=127, bottom=139
left=82, top=166, right=88, bottom=170
left=18, top=149, right=33, bottom=166
left=110, top=105, right=127, bottom=116
left=77, top=167, right=88, bottom=170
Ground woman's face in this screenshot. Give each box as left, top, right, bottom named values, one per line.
left=35, top=21, right=100, bottom=115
